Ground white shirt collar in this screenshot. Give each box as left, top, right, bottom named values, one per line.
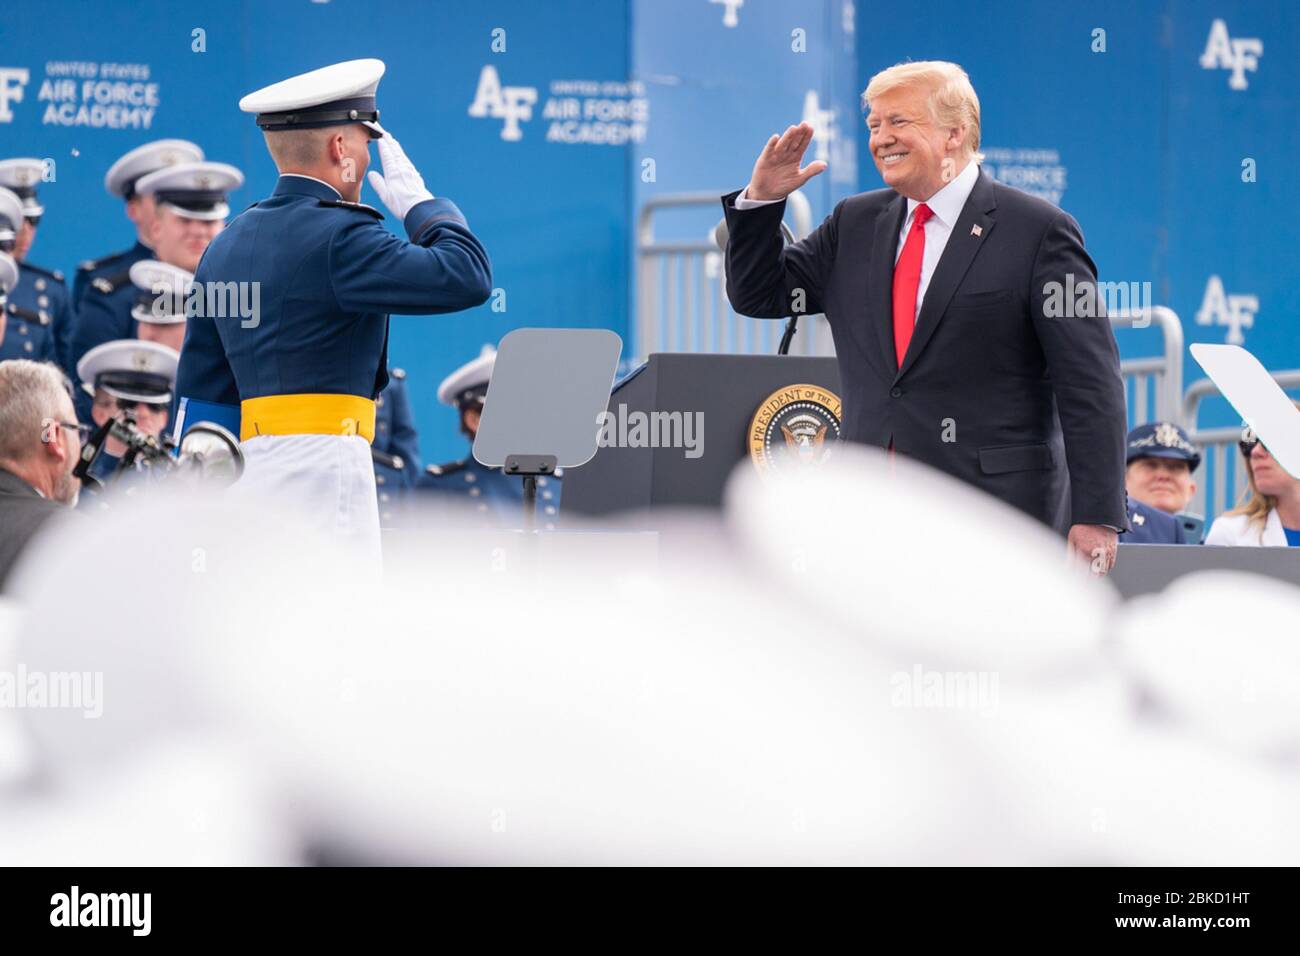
left=905, top=158, right=981, bottom=227
left=279, top=173, right=343, bottom=199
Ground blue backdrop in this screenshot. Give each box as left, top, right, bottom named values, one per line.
left=2, top=0, right=1295, bottom=462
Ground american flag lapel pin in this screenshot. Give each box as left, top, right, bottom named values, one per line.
left=971, top=224, right=982, bottom=237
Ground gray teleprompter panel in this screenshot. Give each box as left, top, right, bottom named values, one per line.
left=473, top=328, right=623, bottom=469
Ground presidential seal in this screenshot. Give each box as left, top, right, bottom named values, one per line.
left=748, top=384, right=841, bottom=476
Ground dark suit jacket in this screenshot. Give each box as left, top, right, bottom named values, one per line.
left=0, top=467, right=67, bottom=592
left=722, top=169, right=1128, bottom=533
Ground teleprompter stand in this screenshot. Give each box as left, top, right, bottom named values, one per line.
left=473, top=327, right=623, bottom=530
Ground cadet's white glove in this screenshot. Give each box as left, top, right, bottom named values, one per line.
left=366, top=124, right=434, bottom=220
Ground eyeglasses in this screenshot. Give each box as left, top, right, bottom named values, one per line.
left=54, top=420, right=91, bottom=438
left=1239, top=436, right=1269, bottom=457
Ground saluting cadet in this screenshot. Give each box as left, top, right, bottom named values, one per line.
left=0, top=159, right=72, bottom=371
left=72, top=139, right=204, bottom=310
left=372, top=367, right=422, bottom=526
left=417, top=346, right=561, bottom=528
left=75, top=338, right=179, bottom=493
left=173, top=59, right=492, bottom=556
left=69, top=160, right=241, bottom=417
left=0, top=190, right=56, bottom=363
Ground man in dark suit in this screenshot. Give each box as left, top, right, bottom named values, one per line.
left=0, top=359, right=82, bottom=591
left=722, top=60, right=1127, bottom=572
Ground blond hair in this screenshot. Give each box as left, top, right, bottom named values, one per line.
left=1224, top=401, right=1300, bottom=529
left=863, top=60, right=983, bottom=162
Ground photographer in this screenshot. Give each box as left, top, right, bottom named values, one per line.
left=0, top=358, right=82, bottom=590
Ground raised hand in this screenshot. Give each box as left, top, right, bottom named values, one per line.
left=366, top=124, right=434, bottom=220
left=745, top=122, right=828, bottom=202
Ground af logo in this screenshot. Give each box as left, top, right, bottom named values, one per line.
left=710, top=0, right=744, bottom=28
left=468, top=65, right=538, bottom=142
left=1199, top=18, right=1262, bottom=90
left=1195, top=275, right=1258, bottom=345
left=0, top=66, right=30, bottom=123
left=800, top=90, right=836, bottom=163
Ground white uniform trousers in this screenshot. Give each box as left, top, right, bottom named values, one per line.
left=236, top=433, right=382, bottom=564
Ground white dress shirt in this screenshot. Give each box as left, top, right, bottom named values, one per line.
left=734, top=158, right=982, bottom=324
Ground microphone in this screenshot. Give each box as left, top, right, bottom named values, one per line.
left=713, top=215, right=801, bottom=355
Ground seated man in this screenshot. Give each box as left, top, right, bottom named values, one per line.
left=0, top=358, right=82, bottom=590
left=74, top=338, right=178, bottom=494
left=1125, top=421, right=1203, bottom=541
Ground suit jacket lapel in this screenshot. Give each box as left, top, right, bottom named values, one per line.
left=895, top=169, right=998, bottom=381
left=867, top=193, right=907, bottom=367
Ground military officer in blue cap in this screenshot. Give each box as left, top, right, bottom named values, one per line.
left=69, top=160, right=241, bottom=417
left=417, top=346, right=561, bottom=528
left=1125, top=421, right=1203, bottom=542
left=174, top=58, right=492, bottom=557
left=0, top=191, right=56, bottom=363
left=372, top=366, right=422, bottom=526
left=72, top=139, right=204, bottom=310
left=0, top=161, right=71, bottom=371
left=75, top=338, right=178, bottom=494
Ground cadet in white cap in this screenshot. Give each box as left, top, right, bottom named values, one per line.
left=0, top=159, right=72, bottom=372
left=0, top=196, right=54, bottom=363
left=174, top=58, right=492, bottom=558
left=73, top=139, right=204, bottom=309
left=128, top=259, right=192, bottom=353
left=76, top=338, right=179, bottom=484
left=69, top=160, right=241, bottom=416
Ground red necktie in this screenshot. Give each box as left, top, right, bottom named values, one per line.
left=892, top=203, right=933, bottom=367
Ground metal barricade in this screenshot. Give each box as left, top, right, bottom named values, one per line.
left=635, top=189, right=834, bottom=360
left=1109, top=307, right=1183, bottom=427
left=1182, top=369, right=1300, bottom=523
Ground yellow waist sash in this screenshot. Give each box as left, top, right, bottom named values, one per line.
left=240, top=393, right=376, bottom=444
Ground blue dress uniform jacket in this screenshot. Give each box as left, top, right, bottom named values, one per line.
left=67, top=262, right=139, bottom=419
left=175, top=175, right=491, bottom=418
left=374, top=368, right=421, bottom=497
left=5, top=261, right=69, bottom=370
left=73, top=241, right=151, bottom=311
left=1122, top=497, right=1187, bottom=544
left=416, top=458, right=562, bottom=527
left=1, top=294, right=57, bottom=362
